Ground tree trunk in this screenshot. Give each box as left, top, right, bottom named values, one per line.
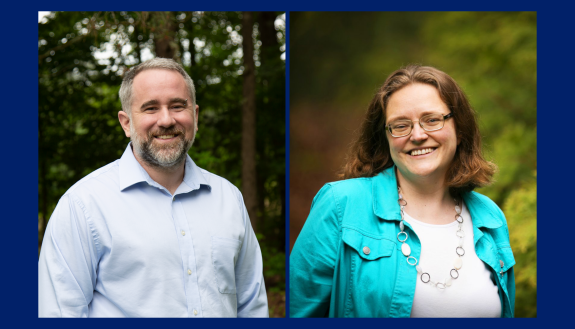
left=152, top=12, right=179, bottom=60
left=258, top=12, right=278, bottom=51
left=241, top=12, right=258, bottom=231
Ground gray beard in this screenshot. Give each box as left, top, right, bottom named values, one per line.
left=130, top=122, right=195, bottom=170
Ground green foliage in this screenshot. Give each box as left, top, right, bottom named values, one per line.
left=258, top=233, right=286, bottom=292
left=503, top=171, right=537, bottom=317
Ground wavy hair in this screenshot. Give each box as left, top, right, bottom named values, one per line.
left=340, top=65, right=496, bottom=194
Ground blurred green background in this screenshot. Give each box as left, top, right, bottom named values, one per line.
left=38, top=11, right=285, bottom=317
left=289, top=12, right=536, bottom=317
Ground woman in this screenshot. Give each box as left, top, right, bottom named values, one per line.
left=289, top=65, right=515, bottom=318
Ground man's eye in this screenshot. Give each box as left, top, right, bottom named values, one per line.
left=145, top=107, right=157, bottom=111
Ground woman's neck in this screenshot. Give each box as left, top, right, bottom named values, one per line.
left=396, top=169, right=457, bottom=225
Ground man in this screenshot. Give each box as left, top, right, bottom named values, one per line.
left=38, top=58, right=269, bottom=317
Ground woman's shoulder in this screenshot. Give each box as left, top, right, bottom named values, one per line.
left=316, top=176, right=383, bottom=201
left=463, top=190, right=508, bottom=231
left=465, top=191, right=504, bottom=214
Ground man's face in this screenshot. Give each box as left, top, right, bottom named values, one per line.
left=120, top=69, right=198, bottom=169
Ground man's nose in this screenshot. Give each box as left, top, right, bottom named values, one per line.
left=156, top=107, right=176, bottom=127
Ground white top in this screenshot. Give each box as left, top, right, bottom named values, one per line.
left=403, top=202, right=501, bottom=318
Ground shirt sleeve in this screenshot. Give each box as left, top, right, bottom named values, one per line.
left=234, top=191, right=269, bottom=318
left=38, top=193, right=99, bottom=317
left=289, top=184, right=341, bottom=317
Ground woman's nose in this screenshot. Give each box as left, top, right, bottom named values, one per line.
left=410, top=122, right=428, bottom=142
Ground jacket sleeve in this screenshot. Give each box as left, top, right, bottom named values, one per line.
left=234, top=191, right=269, bottom=318
left=290, top=184, right=341, bottom=317
left=38, top=194, right=98, bottom=317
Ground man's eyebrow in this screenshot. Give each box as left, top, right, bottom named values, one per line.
left=169, top=98, right=188, bottom=104
left=140, top=99, right=159, bottom=110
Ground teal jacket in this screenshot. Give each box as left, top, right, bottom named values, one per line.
left=290, top=166, right=515, bottom=317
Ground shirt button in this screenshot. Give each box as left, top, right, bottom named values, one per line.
left=181, top=230, right=185, bottom=236
left=363, top=246, right=371, bottom=255
left=187, top=269, right=192, bottom=275
left=193, top=309, right=198, bottom=316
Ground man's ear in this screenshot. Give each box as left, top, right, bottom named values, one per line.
left=118, top=111, right=131, bottom=138
left=194, top=105, right=199, bottom=132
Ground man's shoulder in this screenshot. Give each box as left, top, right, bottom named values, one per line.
left=66, top=160, right=121, bottom=196
left=196, top=166, right=241, bottom=195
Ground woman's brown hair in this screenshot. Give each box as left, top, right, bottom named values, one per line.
left=341, top=65, right=496, bottom=194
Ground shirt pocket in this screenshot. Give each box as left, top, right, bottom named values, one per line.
left=211, top=236, right=242, bottom=294
left=342, top=228, right=395, bottom=261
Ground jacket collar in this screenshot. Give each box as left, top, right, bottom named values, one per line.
left=372, top=165, right=503, bottom=229
left=372, top=166, right=402, bottom=221
left=119, top=142, right=211, bottom=193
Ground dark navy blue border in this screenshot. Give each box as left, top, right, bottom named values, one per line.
left=284, top=11, right=291, bottom=319
left=4, top=2, right=567, bottom=328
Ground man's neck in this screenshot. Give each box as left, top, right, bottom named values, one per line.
left=132, top=149, right=186, bottom=195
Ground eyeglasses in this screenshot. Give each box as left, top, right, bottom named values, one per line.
left=386, top=112, right=454, bottom=137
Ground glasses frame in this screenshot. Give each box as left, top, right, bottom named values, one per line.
left=386, top=112, right=454, bottom=138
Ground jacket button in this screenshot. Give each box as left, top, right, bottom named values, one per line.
left=363, top=246, right=370, bottom=255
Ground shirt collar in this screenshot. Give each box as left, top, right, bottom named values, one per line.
left=119, top=143, right=211, bottom=193
left=372, top=165, right=503, bottom=229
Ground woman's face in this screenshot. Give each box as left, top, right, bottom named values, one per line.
left=385, top=83, right=458, bottom=184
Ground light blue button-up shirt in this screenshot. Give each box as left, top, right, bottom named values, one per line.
left=38, top=144, right=268, bottom=317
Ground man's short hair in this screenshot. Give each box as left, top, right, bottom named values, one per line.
left=119, top=58, right=196, bottom=115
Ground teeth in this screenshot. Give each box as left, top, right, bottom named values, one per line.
left=411, top=148, right=434, bottom=156
left=156, top=135, right=175, bottom=139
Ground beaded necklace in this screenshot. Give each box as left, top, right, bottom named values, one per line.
left=397, top=187, right=464, bottom=289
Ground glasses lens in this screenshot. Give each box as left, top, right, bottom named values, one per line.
left=421, top=114, right=445, bottom=131
left=390, top=120, right=411, bottom=136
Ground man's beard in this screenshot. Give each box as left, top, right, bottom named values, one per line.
left=130, top=122, right=195, bottom=170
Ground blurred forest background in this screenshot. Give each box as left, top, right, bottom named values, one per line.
left=290, top=12, right=536, bottom=317
left=38, top=11, right=285, bottom=317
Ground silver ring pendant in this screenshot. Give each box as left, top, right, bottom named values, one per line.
left=455, top=214, right=463, bottom=223
left=421, top=272, right=430, bottom=283
left=456, top=247, right=465, bottom=256
left=397, top=231, right=408, bottom=242
left=407, top=256, right=417, bottom=265
left=398, top=199, right=407, bottom=206
left=450, top=269, right=459, bottom=279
